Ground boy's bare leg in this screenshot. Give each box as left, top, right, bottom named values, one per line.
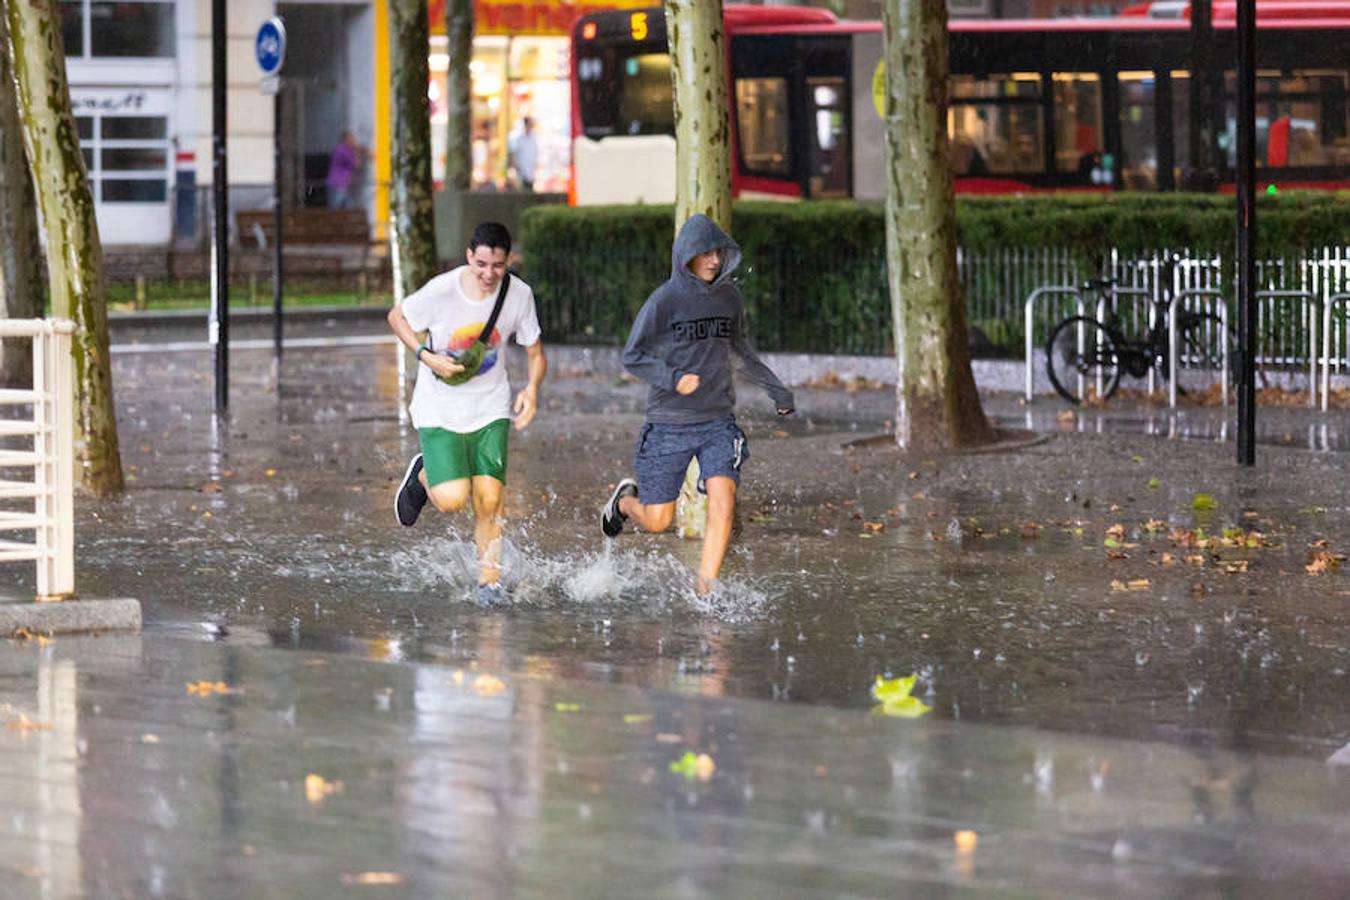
left=471, top=475, right=504, bottom=585
left=426, top=476, right=471, bottom=514
left=696, top=476, right=737, bottom=595
left=619, top=495, right=676, bottom=534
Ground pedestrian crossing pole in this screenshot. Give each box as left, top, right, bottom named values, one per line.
left=1234, top=0, right=1257, bottom=465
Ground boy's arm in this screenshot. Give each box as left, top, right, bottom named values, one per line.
left=732, top=314, right=795, bottom=413
left=622, top=295, right=681, bottom=391
left=512, top=341, right=547, bottom=430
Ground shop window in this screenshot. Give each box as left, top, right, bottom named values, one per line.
left=102, top=180, right=167, bottom=203
left=62, top=1, right=174, bottom=59
left=78, top=112, right=170, bottom=204
left=735, top=77, right=791, bottom=177
left=60, top=2, right=83, bottom=56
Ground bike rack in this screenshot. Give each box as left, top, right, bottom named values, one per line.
left=1024, top=286, right=1083, bottom=402
left=1253, top=289, right=1319, bottom=409
left=1323, top=292, right=1350, bottom=412
left=1168, top=289, right=1230, bottom=410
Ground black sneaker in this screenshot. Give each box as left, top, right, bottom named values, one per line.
left=395, top=454, right=427, bottom=527
left=601, top=478, right=638, bottom=537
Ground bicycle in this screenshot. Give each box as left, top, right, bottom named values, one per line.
left=1044, top=278, right=1232, bottom=405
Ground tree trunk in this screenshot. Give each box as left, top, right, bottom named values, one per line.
left=5, top=0, right=123, bottom=495
left=389, top=0, right=438, bottom=296
left=0, top=9, right=43, bottom=389
left=882, top=0, right=994, bottom=452
left=666, top=1, right=733, bottom=538
left=665, top=0, right=732, bottom=230
left=442, top=0, right=473, bottom=192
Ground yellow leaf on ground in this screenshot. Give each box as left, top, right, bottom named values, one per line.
left=954, top=830, right=978, bottom=853
left=305, top=774, right=344, bottom=804
left=5, top=714, right=52, bottom=733
left=340, top=872, right=404, bottom=885
left=472, top=674, right=507, bottom=697
left=186, top=681, right=237, bottom=697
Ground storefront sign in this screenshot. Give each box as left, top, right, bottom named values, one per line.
left=69, top=89, right=169, bottom=116
left=428, top=0, right=653, bottom=36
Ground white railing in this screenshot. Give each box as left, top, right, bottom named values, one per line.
left=0, top=319, right=75, bottom=600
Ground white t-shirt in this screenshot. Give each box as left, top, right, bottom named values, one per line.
left=402, top=267, right=542, bottom=433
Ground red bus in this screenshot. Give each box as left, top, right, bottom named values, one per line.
left=570, top=2, right=1350, bottom=203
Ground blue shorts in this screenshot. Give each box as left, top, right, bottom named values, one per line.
left=634, top=415, right=749, bottom=505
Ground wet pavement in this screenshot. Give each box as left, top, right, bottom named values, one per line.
left=2, top=325, right=1349, bottom=896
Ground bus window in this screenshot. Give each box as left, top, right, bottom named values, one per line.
left=1052, top=73, right=1103, bottom=180
left=1221, top=69, right=1350, bottom=169
left=617, top=54, right=674, bottom=136
left=807, top=78, right=849, bottom=197
left=950, top=74, right=1043, bottom=175
left=735, top=77, right=791, bottom=177
left=1118, top=71, right=1159, bottom=190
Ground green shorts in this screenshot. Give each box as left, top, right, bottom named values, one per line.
left=419, top=419, right=510, bottom=486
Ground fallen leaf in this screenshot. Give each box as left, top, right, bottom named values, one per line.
left=554, top=702, right=581, bottom=713
left=472, top=674, right=507, bottom=697
left=669, top=751, right=716, bottom=781
left=1057, top=410, right=1076, bottom=424
left=1106, top=523, right=1127, bottom=541
left=862, top=520, right=886, bottom=533
left=1192, top=493, right=1217, bottom=511
left=1223, top=560, right=1249, bottom=574
left=198, top=482, right=222, bottom=494
left=1143, top=519, right=1167, bottom=533
left=954, top=830, right=978, bottom=853
left=623, top=714, right=652, bottom=725
left=264, top=468, right=277, bottom=477
left=305, top=773, right=343, bottom=804
left=5, top=714, right=52, bottom=733
left=186, top=681, right=237, bottom=697
left=340, top=872, right=404, bottom=886
left=1147, top=478, right=1161, bottom=489
left=655, top=732, right=683, bottom=744
left=871, top=675, right=932, bottom=719
left=141, top=733, right=160, bottom=744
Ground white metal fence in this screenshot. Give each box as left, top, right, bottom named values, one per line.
left=0, top=319, right=75, bottom=601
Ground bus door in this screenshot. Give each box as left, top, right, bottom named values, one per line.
left=798, top=37, right=852, bottom=198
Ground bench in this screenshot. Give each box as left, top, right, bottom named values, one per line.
left=234, top=207, right=380, bottom=291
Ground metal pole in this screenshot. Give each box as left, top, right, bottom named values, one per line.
left=211, top=0, right=229, bottom=412
left=273, top=85, right=284, bottom=358
left=1235, top=0, right=1257, bottom=465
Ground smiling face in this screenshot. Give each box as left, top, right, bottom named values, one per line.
left=464, top=244, right=509, bottom=297
left=688, top=249, right=722, bottom=283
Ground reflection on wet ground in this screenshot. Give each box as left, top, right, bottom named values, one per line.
left=1, top=635, right=1346, bottom=898
left=2, top=337, right=1348, bottom=894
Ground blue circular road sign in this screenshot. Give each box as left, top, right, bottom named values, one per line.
left=255, top=18, right=287, bottom=75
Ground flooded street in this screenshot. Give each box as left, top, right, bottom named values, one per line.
left=3, top=335, right=1348, bottom=896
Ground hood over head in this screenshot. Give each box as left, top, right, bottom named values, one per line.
left=670, top=214, right=742, bottom=287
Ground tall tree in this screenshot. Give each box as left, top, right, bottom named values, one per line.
left=5, top=0, right=123, bottom=494
left=882, top=0, right=995, bottom=451
left=665, top=0, right=733, bottom=538
left=389, top=0, right=438, bottom=297
left=442, top=0, right=473, bottom=191
left=665, top=0, right=732, bottom=229
left=0, top=8, right=43, bottom=389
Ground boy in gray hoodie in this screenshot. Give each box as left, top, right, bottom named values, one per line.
left=602, top=214, right=794, bottom=595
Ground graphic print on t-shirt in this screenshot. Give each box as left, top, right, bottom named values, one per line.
left=446, top=322, right=502, bottom=375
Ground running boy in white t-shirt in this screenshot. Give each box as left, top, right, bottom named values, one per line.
left=387, top=222, right=547, bottom=604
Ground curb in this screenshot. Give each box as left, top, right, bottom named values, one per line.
left=1, top=598, right=143, bottom=636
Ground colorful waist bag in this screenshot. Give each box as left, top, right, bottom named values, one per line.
left=424, top=273, right=510, bottom=386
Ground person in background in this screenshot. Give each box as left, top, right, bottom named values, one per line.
left=509, top=116, right=538, bottom=192
left=326, top=130, right=368, bottom=208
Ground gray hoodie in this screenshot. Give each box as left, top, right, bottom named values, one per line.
left=623, top=214, right=795, bottom=424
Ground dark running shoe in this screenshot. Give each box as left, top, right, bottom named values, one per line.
left=395, top=454, right=427, bottom=527
left=601, top=478, right=638, bottom=537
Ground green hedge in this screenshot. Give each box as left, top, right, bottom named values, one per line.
left=520, top=192, right=1350, bottom=355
